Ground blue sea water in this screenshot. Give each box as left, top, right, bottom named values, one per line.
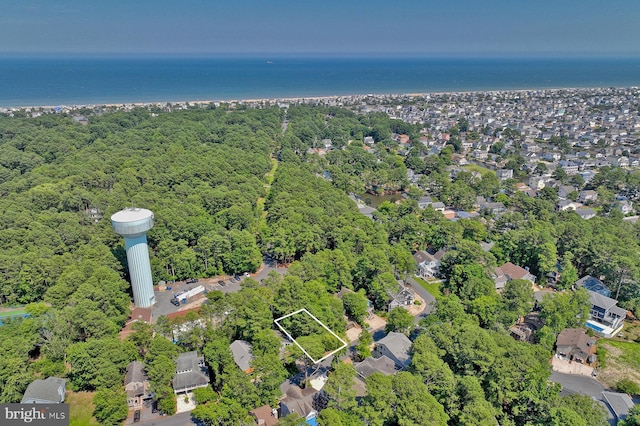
left=0, top=57, right=639, bottom=107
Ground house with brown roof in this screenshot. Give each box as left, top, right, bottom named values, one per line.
left=493, top=262, right=536, bottom=290
left=119, top=307, right=153, bottom=340
left=250, top=405, right=279, bottom=426
left=509, top=312, right=543, bottom=342
left=555, top=328, right=597, bottom=365
left=279, top=375, right=329, bottom=424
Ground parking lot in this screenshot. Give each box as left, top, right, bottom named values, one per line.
left=151, top=276, right=248, bottom=320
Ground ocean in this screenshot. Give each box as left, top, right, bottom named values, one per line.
left=1, top=57, right=639, bottom=107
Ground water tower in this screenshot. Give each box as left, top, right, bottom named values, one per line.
left=111, top=207, right=156, bottom=308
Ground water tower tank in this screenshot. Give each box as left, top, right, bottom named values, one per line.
left=111, top=208, right=156, bottom=307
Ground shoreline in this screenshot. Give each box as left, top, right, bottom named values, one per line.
left=2, top=85, right=637, bottom=113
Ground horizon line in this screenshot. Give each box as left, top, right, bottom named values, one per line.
left=1, top=52, right=640, bottom=60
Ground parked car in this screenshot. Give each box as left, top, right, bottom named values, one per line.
left=218, top=280, right=225, bottom=286
left=134, top=410, right=141, bottom=423
left=185, top=278, right=198, bottom=284
left=243, top=272, right=250, bottom=277
left=170, top=298, right=180, bottom=306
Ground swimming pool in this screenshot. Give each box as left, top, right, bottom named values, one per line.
left=586, top=322, right=605, bottom=332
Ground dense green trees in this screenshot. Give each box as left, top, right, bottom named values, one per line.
left=359, top=372, right=448, bottom=425
left=385, top=307, right=415, bottom=335
left=342, top=289, right=370, bottom=324
left=93, top=387, right=129, bottom=426
left=0, top=107, right=278, bottom=307
left=66, top=337, right=137, bottom=391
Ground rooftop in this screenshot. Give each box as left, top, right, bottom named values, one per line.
left=230, top=340, right=254, bottom=373
left=21, top=377, right=66, bottom=404
left=355, top=355, right=396, bottom=379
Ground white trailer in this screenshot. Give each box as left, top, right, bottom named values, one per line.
left=179, top=285, right=205, bottom=303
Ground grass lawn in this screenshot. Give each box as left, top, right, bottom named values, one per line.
left=67, top=391, right=100, bottom=426
left=462, top=164, right=496, bottom=177
left=414, top=277, right=442, bottom=299
left=603, top=340, right=640, bottom=370
left=598, top=336, right=640, bottom=390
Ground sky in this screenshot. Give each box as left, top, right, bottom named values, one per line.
left=1, top=0, right=639, bottom=57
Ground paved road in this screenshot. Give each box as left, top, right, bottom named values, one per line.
left=405, top=276, right=437, bottom=323
left=139, top=412, right=198, bottom=426
left=550, top=371, right=605, bottom=398
left=251, top=258, right=289, bottom=283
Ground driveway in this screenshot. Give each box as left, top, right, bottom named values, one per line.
left=405, top=276, right=436, bottom=323
left=551, top=356, right=595, bottom=377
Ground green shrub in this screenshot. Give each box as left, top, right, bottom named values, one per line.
left=616, top=379, right=640, bottom=396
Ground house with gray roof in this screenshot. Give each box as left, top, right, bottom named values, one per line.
left=478, top=201, right=506, bottom=216
left=354, top=355, right=397, bottom=380
left=413, top=249, right=445, bottom=278
left=496, top=169, right=513, bottom=181
left=230, top=340, right=254, bottom=374
left=21, top=377, right=66, bottom=404
left=587, top=290, right=626, bottom=338
left=124, top=361, right=149, bottom=407
left=575, top=207, right=596, bottom=220
left=388, top=286, right=415, bottom=312
left=578, top=190, right=598, bottom=203
left=619, top=199, right=634, bottom=215
left=172, top=351, right=209, bottom=394
left=372, top=331, right=412, bottom=369
left=418, top=196, right=446, bottom=212
left=417, top=196, right=433, bottom=209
